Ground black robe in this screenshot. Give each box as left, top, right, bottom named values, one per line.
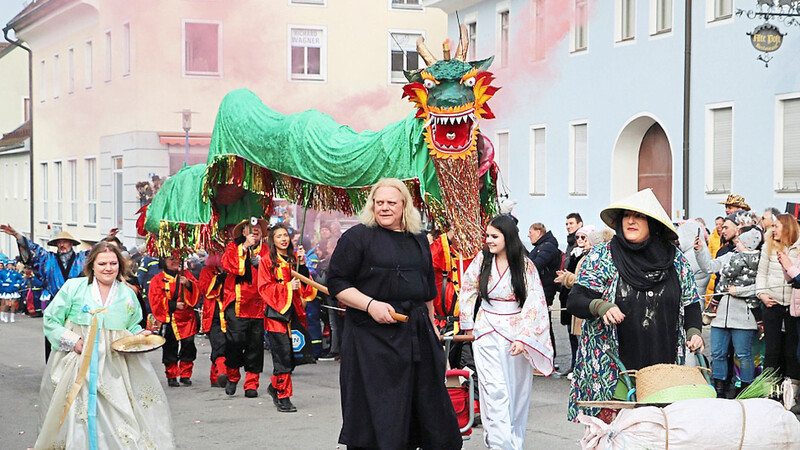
left=328, top=224, right=462, bottom=450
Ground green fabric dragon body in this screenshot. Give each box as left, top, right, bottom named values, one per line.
left=143, top=26, right=499, bottom=257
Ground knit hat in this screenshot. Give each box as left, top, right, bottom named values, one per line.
left=576, top=225, right=596, bottom=237
left=738, top=228, right=762, bottom=251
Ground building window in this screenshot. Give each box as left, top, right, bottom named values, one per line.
left=779, top=98, right=800, bottom=192
left=86, top=158, right=97, bottom=225
left=183, top=21, right=222, bottom=77
left=68, top=160, right=77, bottom=223
left=713, top=0, right=732, bottom=21
left=54, top=161, right=63, bottom=223
left=290, top=27, right=325, bottom=81
left=389, top=32, right=420, bottom=83
left=532, top=0, right=546, bottom=60
left=3, top=164, right=7, bottom=199
left=617, top=0, right=636, bottom=42
left=653, top=0, right=673, bottom=34
left=122, top=22, right=131, bottom=76
left=40, top=163, right=48, bottom=221
left=391, top=0, right=422, bottom=10
left=39, top=59, right=46, bottom=102
left=530, top=127, right=546, bottom=195
left=570, top=123, right=588, bottom=195
left=85, top=40, right=93, bottom=88
left=53, top=54, right=60, bottom=99
left=67, top=48, right=75, bottom=94
left=23, top=97, right=30, bottom=122
left=13, top=163, right=18, bottom=199
left=707, top=106, right=733, bottom=193
left=499, top=11, right=509, bottom=67
left=113, top=156, right=123, bottom=229
left=496, top=131, right=510, bottom=185
left=105, top=30, right=112, bottom=82
left=467, top=22, right=477, bottom=61
left=23, top=162, right=28, bottom=200
left=572, top=0, right=589, bottom=52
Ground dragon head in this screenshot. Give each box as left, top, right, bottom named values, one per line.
left=402, top=25, right=499, bottom=160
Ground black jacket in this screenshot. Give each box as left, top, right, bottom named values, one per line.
left=528, top=231, right=560, bottom=304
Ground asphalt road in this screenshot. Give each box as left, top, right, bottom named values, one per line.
left=0, top=310, right=585, bottom=449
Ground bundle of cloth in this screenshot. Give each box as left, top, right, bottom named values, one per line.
left=578, top=398, right=800, bottom=449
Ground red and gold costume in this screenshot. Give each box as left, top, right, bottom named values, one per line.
left=221, top=239, right=269, bottom=392
left=148, top=269, right=199, bottom=381
left=430, top=234, right=472, bottom=332
left=257, top=253, right=316, bottom=400
left=199, top=264, right=227, bottom=386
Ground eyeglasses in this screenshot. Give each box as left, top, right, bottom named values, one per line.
left=576, top=235, right=587, bottom=241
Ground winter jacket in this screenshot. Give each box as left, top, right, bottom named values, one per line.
left=782, top=248, right=800, bottom=317
left=694, top=248, right=756, bottom=330
left=528, top=230, right=560, bottom=304
left=756, top=240, right=800, bottom=307
left=677, top=222, right=711, bottom=295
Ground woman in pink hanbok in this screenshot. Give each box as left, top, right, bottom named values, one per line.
left=460, top=215, right=554, bottom=450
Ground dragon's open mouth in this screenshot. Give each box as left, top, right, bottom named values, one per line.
left=426, top=109, right=477, bottom=154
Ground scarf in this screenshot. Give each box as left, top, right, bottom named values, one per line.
left=610, top=218, right=676, bottom=291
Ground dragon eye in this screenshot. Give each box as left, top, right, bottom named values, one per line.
left=464, top=77, right=476, bottom=87
left=423, top=79, right=436, bottom=89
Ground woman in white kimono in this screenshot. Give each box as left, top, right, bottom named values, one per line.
left=35, top=242, right=174, bottom=450
left=460, top=215, right=554, bottom=450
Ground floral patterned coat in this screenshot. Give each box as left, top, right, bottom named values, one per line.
left=567, top=241, right=700, bottom=422
left=459, top=252, right=554, bottom=375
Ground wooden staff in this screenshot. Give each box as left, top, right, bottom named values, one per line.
left=290, top=270, right=409, bottom=322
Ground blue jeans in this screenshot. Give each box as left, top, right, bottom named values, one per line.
left=710, top=327, right=756, bottom=383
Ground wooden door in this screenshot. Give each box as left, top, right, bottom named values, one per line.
left=638, top=123, right=672, bottom=215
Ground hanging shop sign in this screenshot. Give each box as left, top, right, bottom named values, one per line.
left=749, top=24, right=785, bottom=53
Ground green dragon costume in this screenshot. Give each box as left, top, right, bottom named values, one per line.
left=143, top=25, right=500, bottom=257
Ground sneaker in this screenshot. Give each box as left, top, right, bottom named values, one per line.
left=167, top=378, right=180, bottom=388
left=267, top=384, right=280, bottom=406
left=318, top=352, right=339, bottom=361
left=245, top=389, right=258, bottom=398
left=216, top=373, right=228, bottom=388
left=225, top=381, right=237, bottom=396
left=180, top=377, right=192, bottom=386
left=276, top=397, right=297, bottom=413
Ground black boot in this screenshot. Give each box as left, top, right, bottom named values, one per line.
left=225, top=380, right=237, bottom=396
left=167, top=378, right=180, bottom=388
left=713, top=379, right=727, bottom=398
left=276, top=397, right=297, bottom=413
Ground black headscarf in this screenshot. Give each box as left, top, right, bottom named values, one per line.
left=609, top=215, right=676, bottom=291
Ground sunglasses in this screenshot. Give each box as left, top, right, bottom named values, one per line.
left=576, top=235, right=587, bottom=241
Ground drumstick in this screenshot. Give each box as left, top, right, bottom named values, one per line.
left=290, top=270, right=409, bottom=322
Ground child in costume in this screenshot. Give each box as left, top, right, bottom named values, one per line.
left=148, top=255, right=200, bottom=387
left=257, top=223, right=316, bottom=413
left=199, top=251, right=228, bottom=387
left=0, top=258, right=25, bottom=322
left=703, top=228, right=763, bottom=333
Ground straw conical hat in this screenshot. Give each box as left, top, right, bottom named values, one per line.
left=232, top=217, right=269, bottom=238
left=600, top=188, right=678, bottom=241
left=47, top=231, right=81, bottom=247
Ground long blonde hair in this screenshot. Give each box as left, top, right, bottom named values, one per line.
left=358, top=178, right=422, bottom=234
left=766, top=213, right=800, bottom=255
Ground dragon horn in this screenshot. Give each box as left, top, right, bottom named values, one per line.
left=416, top=35, right=438, bottom=66
left=454, top=24, right=469, bottom=62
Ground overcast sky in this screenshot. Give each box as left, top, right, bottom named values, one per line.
left=1, top=0, right=27, bottom=30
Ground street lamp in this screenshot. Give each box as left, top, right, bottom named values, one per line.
left=181, top=109, right=192, bottom=165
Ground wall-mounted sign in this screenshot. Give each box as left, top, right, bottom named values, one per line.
left=749, top=24, right=785, bottom=53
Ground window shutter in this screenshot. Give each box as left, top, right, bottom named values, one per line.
left=783, top=99, right=800, bottom=189
left=573, top=124, right=587, bottom=194
left=712, top=108, right=732, bottom=192
left=530, top=128, right=546, bottom=194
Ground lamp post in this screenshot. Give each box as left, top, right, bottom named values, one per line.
left=181, top=109, right=192, bottom=165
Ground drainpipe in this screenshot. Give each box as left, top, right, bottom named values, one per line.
left=3, top=25, right=34, bottom=241
left=682, top=0, right=692, bottom=220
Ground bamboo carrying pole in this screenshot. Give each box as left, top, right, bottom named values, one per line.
left=290, top=270, right=409, bottom=322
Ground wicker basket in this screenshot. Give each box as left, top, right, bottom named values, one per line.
left=111, top=334, right=166, bottom=353
left=630, top=364, right=711, bottom=402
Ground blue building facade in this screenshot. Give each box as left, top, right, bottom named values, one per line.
left=429, top=0, right=800, bottom=238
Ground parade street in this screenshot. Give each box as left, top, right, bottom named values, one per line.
left=1, top=312, right=585, bottom=449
